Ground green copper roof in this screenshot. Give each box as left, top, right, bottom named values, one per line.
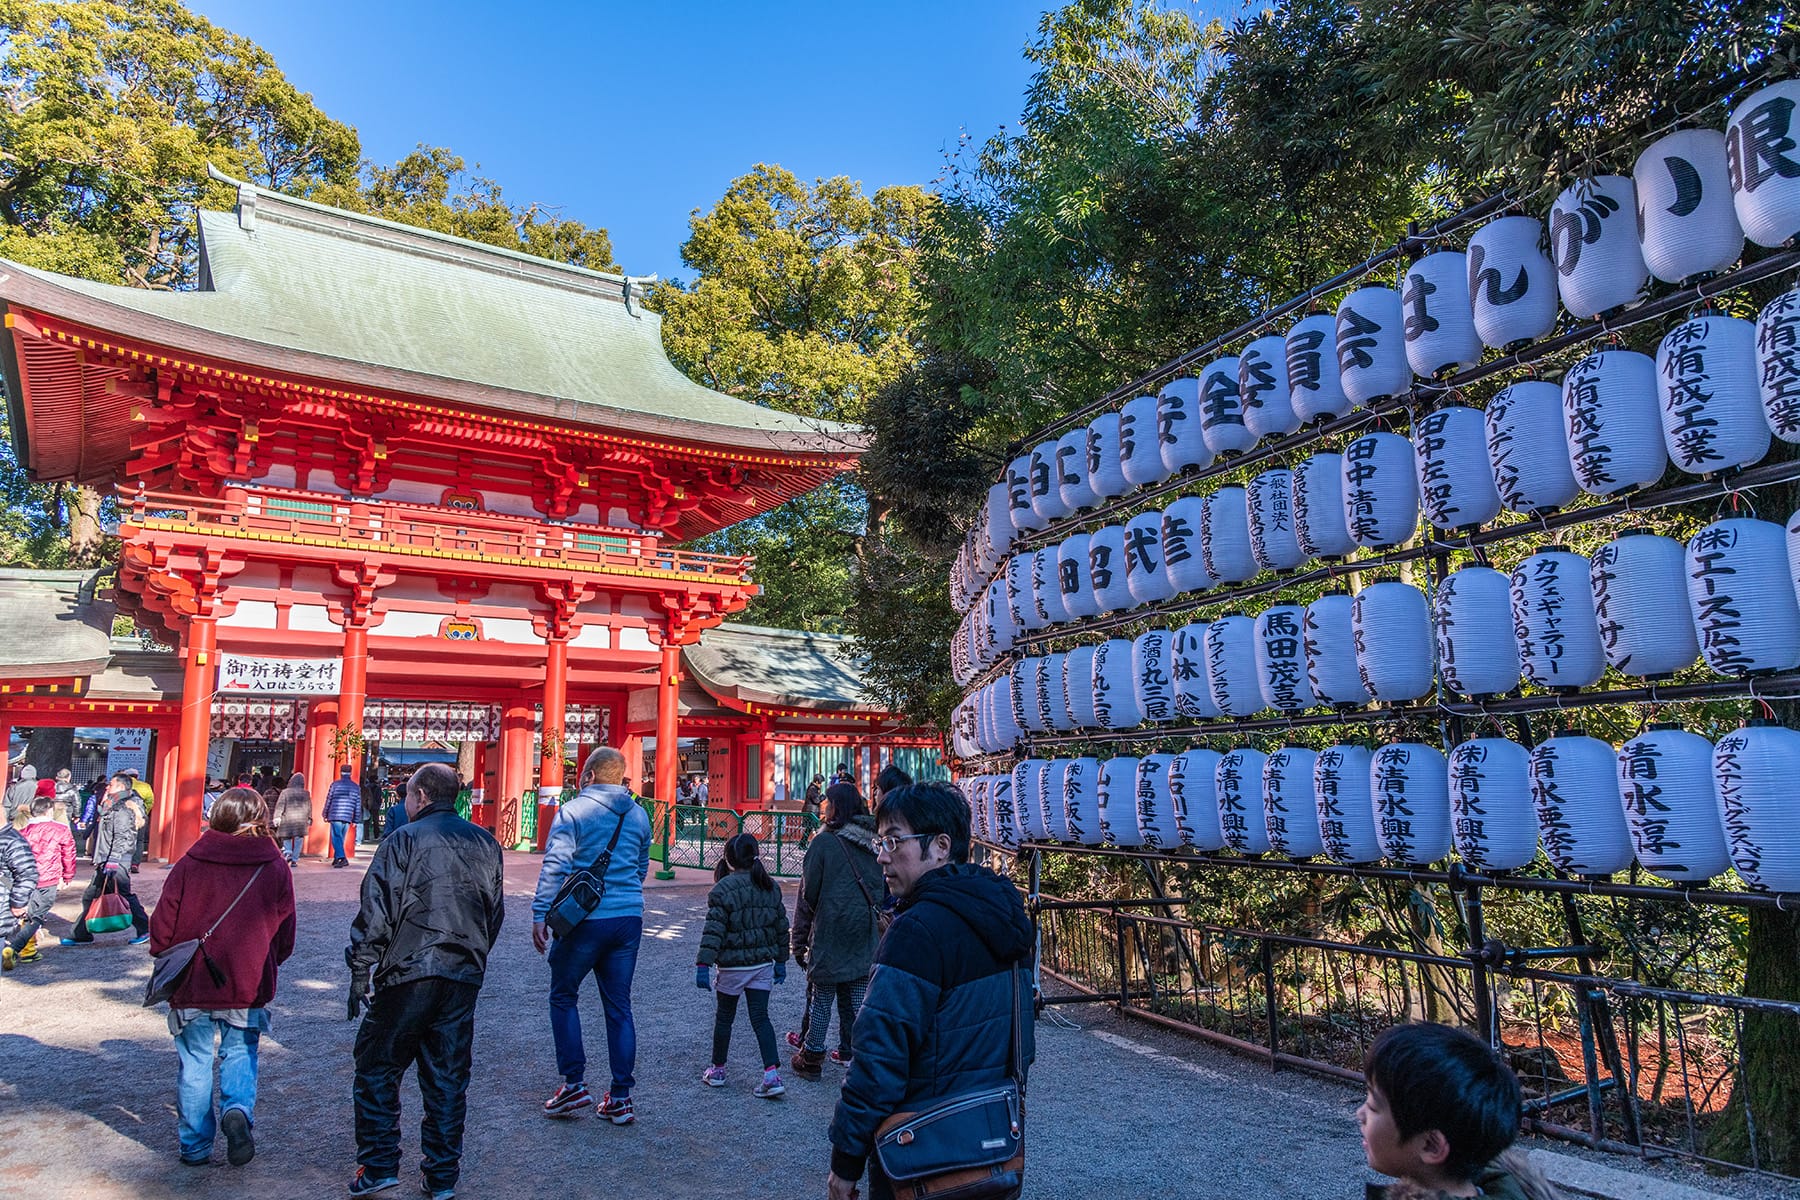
left=686, top=622, right=878, bottom=711
left=0, top=171, right=863, bottom=456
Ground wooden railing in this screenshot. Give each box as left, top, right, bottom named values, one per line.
left=118, top=484, right=757, bottom=584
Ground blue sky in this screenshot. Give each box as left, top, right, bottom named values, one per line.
left=189, top=0, right=1067, bottom=283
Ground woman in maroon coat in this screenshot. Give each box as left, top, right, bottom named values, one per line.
left=149, top=787, right=296, bottom=1167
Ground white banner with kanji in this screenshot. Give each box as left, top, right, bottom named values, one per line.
left=217, top=653, right=342, bottom=695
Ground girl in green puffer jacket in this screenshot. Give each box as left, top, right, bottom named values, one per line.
left=695, top=833, right=790, bottom=1099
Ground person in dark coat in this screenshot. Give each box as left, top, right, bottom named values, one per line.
left=0, top=820, right=37, bottom=967
left=347, top=763, right=505, bottom=1199
left=149, top=787, right=296, bottom=1167
left=788, top=782, right=883, bottom=1080
left=63, top=772, right=150, bottom=944
left=271, top=772, right=313, bottom=865
left=827, top=782, right=1035, bottom=1200
left=324, top=765, right=363, bottom=868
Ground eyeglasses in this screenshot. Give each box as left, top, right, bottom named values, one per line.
left=873, top=833, right=933, bottom=855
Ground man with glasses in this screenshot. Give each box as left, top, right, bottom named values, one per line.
left=825, top=781, right=1035, bottom=1200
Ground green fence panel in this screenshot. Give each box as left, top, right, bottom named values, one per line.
left=662, top=804, right=741, bottom=871
left=738, top=810, right=815, bottom=876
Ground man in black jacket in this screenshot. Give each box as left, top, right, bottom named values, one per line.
left=826, top=781, right=1035, bottom=1200
left=346, top=763, right=505, bottom=1199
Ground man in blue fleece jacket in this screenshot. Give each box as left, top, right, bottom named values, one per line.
left=530, top=747, right=652, bottom=1126
left=826, top=781, right=1035, bottom=1200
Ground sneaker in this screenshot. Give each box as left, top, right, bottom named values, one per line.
left=348, top=1167, right=400, bottom=1195
left=333, top=858, right=348, bottom=868
left=221, top=1108, right=254, bottom=1166
left=829, top=1048, right=852, bottom=1067
left=542, top=1082, right=592, bottom=1118
left=596, top=1092, right=634, bottom=1125
left=420, top=1183, right=455, bottom=1200
left=59, top=937, right=90, bottom=947
left=16, top=946, right=39, bottom=964
left=129, top=932, right=151, bottom=945
left=754, top=1071, right=786, bottom=1099
left=701, top=1066, right=727, bottom=1088
left=180, top=1154, right=210, bottom=1167
left=785, top=1030, right=803, bottom=1050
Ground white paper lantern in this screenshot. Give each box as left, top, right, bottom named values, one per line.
left=1727, top=80, right=1800, bottom=248
left=990, top=774, right=1021, bottom=851
left=1336, top=285, right=1410, bottom=407
left=1169, top=749, right=1225, bottom=850
left=1028, top=439, right=1070, bottom=525
left=1088, top=524, right=1135, bottom=614
left=1030, top=548, right=1069, bottom=629
left=1530, top=734, right=1636, bottom=875
left=1172, top=623, right=1222, bottom=720
left=1590, top=532, right=1701, bottom=677
left=1353, top=582, right=1435, bottom=702
left=1712, top=722, right=1800, bottom=892
left=1056, top=428, right=1100, bottom=513
left=1656, top=315, right=1768, bottom=475
left=1097, top=756, right=1141, bottom=847
left=1402, top=251, right=1482, bottom=379
left=1037, top=759, right=1073, bottom=842
left=1618, top=725, right=1732, bottom=883
left=1057, top=533, right=1098, bottom=622
left=1199, top=356, right=1257, bottom=456
left=1414, top=405, right=1502, bottom=531
left=1059, top=757, right=1101, bottom=843
left=1039, top=650, right=1075, bottom=732
left=1161, top=496, right=1214, bottom=595
left=1247, top=468, right=1307, bottom=571
left=1435, top=566, right=1521, bottom=698
left=1007, top=454, right=1046, bottom=534
left=1125, top=509, right=1177, bottom=605
left=1371, top=743, right=1451, bottom=865
left=1467, top=215, right=1559, bottom=350
left=1120, top=393, right=1169, bottom=487
left=1205, top=614, right=1264, bottom=717
left=983, top=482, right=1014, bottom=570
left=1293, top=452, right=1356, bottom=559
left=1315, top=744, right=1382, bottom=863
left=1156, top=376, right=1211, bottom=476
left=1013, top=657, right=1047, bottom=732
left=1549, top=176, right=1650, bottom=318
left=1217, top=748, right=1271, bottom=854
left=1006, top=553, right=1038, bottom=635
left=1240, top=334, right=1299, bottom=439
left=1511, top=548, right=1607, bottom=689
left=1447, top=739, right=1539, bottom=870
left=1088, top=412, right=1128, bottom=501
left=1305, top=593, right=1373, bottom=706
left=985, top=578, right=1017, bottom=660
left=1756, top=288, right=1800, bottom=443
left=1486, top=381, right=1579, bottom=514
left=1286, top=312, right=1353, bottom=422
left=1136, top=754, right=1180, bottom=849
left=1563, top=350, right=1668, bottom=496
left=1254, top=605, right=1315, bottom=712
left=1091, top=637, right=1145, bottom=729
left=1635, top=128, right=1745, bottom=284
left=1012, top=760, right=1050, bottom=841
left=1064, top=644, right=1100, bottom=729
left=1200, top=486, right=1258, bottom=584
left=1133, top=628, right=1177, bottom=723
left=1264, top=747, right=1323, bottom=858
left=1342, top=432, right=1419, bottom=548
left=966, top=775, right=990, bottom=842
left=1688, top=518, right=1800, bottom=676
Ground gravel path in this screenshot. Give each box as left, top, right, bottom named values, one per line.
left=0, top=853, right=1777, bottom=1200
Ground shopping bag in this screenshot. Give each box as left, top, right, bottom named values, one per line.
left=85, top=874, right=133, bottom=934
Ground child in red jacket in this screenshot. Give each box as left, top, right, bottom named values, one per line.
left=6, top=797, right=76, bottom=964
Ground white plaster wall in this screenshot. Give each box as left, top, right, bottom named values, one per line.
left=288, top=604, right=338, bottom=633
left=377, top=610, right=444, bottom=638
left=219, top=599, right=278, bottom=628
left=482, top=618, right=544, bottom=645
left=484, top=584, right=539, bottom=609
left=618, top=626, right=654, bottom=652
left=572, top=625, right=612, bottom=649
left=249, top=464, right=299, bottom=490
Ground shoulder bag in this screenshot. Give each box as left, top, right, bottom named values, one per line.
left=143, top=864, right=267, bottom=1008
left=872, top=965, right=1026, bottom=1199
left=545, top=802, right=629, bottom=939
left=84, top=869, right=134, bottom=933
left=830, top=830, right=891, bottom=936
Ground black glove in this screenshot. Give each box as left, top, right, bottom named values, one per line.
left=794, top=947, right=809, bottom=971
left=348, top=969, right=371, bottom=1020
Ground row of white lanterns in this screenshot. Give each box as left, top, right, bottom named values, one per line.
left=951, top=515, right=1800, bottom=747
left=952, top=302, right=1800, bottom=680
left=953, top=74, right=1800, bottom=617
left=961, top=719, right=1800, bottom=892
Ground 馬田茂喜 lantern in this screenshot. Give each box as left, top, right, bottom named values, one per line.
left=1255, top=604, right=1315, bottom=712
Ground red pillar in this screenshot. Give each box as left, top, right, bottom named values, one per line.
left=498, top=701, right=533, bottom=848
left=654, top=641, right=680, bottom=878
left=167, top=616, right=217, bottom=863
left=336, top=625, right=370, bottom=859
left=304, top=700, right=339, bottom=857
left=537, top=637, right=568, bottom=851
left=150, top=727, right=179, bottom=860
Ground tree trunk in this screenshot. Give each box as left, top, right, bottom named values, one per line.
left=1708, top=907, right=1800, bottom=1174
left=66, top=485, right=104, bottom=565
left=23, top=726, right=73, bottom=782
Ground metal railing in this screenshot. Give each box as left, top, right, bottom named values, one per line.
left=647, top=803, right=819, bottom=876
left=119, top=483, right=757, bottom=583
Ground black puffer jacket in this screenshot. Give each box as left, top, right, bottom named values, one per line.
left=829, top=863, right=1036, bottom=1183
left=698, top=870, right=790, bottom=968
left=793, top=816, right=883, bottom=985
left=347, top=803, right=505, bottom=988
left=0, top=826, right=38, bottom=941
left=91, top=798, right=139, bottom=869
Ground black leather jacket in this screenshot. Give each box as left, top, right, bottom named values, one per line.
left=347, top=804, right=505, bottom=988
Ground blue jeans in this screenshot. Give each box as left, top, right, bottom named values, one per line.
left=330, top=821, right=350, bottom=860
left=174, top=1012, right=265, bottom=1161
left=547, top=915, right=642, bottom=1094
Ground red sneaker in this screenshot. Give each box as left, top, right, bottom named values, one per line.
left=596, top=1092, right=634, bottom=1125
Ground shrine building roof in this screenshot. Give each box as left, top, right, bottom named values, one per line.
left=0, top=169, right=865, bottom=472
left=683, top=622, right=877, bottom=713
left=0, top=569, right=112, bottom=682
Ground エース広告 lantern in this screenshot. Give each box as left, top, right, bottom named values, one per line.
left=1353, top=581, right=1436, bottom=702
left=1447, top=738, right=1539, bottom=871
left=1434, top=566, right=1522, bottom=698
left=1305, top=592, right=1374, bottom=706
left=1371, top=743, right=1452, bottom=865
left=1264, top=746, right=1324, bottom=858
left=1529, top=733, right=1637, bottom=876
left=1511, top=548, right=1606, bottom=690
left=1635, top=128, right=1745, bottom=284
left=1402, top=251, right=1482, bottom=378
left=1315, top=744, right=1382, bottom=863
left=1563, top=350, right=1669, bottom=496
left=1687, top=518, right=1800, bottom=676
left=1240, top=334, right=1299, bottom=439
left=1201, top=485, right=1258, bottom=585
left=1589, top=531, right=1701, bottom=677
left=1656, top=316, right=1768, bottom=475
left=1205, top=614, right=1264, bottom=718
left=1415, top=405, right=1502, bottom=531
left=1618, top=725, right=1732, bottom=883
left=1248, top=468, right=1306, bottom=572
left=1293, top=452, right=1357, bottom=560
left=1486, top=381, right=1579, bottom=514
left=1217, top=747, right=1271, bottom=854
left=1286, top=312, right=1353, bottom=421
left=1727, top=80, right=1800, bottom=249
left=1255, top=604, right=1315, bottom=712
left=1712, top=722, right=1800, bottom=892
left=1467, top=215, right=1559, bottom=350
left=1549, top=175, right=1650, bottom=318
left=1336, top=285, right=1410, bottom=407
left=1342, top=432, right=1420, bottom=548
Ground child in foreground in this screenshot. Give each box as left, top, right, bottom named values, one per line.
left=1358, top=1022, right=1559, bottom=1200
left=695, top=833, right=791, bottom=1099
